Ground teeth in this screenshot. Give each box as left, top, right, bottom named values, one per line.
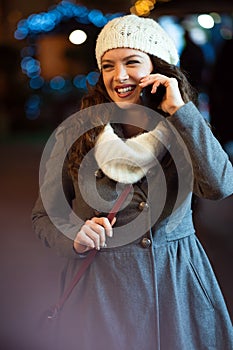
left=117, top=86, right=134, bottom=93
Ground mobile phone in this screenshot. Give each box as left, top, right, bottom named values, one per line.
left=141, top=84, right=166, bottom=110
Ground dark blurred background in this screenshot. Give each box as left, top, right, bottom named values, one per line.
left=0, top=1, right=233, bottom=349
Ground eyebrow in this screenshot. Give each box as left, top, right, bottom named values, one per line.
left=101, top=54, right=143, bottom=64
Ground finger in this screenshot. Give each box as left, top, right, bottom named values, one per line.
left=151, top=82, right=163, bottom=94
left=111, top=217, right=117, bottom=226
left=139, top=79, right=162, bottom=94
left=91, top=217, right=113, bottom=238
left=139, top=75, right=153, bottom=83
left=84, top=222, right=106, bottom=250
left=85, top=219, right=106, bottom=248
left=139, top=78, right=152, bottom=88
left=80, top=225, right=99, bottom=248
left=74, top=229, right=95, bottom=252
left=139, top=73, right=159, bottom=84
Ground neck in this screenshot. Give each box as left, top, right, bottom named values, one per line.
left=120, top=108, right=149, bottom=138
left=121, top=124, right=144, bottom=138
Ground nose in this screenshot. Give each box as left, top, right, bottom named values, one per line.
left=114, top=64, right=129, bottom=83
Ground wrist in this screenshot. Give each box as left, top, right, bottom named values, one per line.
left=167, top=103, right=185, bottom=115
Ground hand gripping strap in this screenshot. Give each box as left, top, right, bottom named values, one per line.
left=48, top=184, right=132, bottom=319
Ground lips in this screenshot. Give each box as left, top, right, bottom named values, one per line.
left=115, top=85, right=136, bottom=96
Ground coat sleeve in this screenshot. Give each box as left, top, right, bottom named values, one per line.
left=167, top=102, right=233, bottom=199
left=31, top=127, right=84, bottom=258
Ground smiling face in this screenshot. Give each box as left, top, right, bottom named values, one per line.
left=101, top=48, right=153, bottom=107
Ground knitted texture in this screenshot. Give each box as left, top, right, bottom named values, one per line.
left=95, top=14, right=179, bottom=70
left=94, top=122, right=171, bottom=184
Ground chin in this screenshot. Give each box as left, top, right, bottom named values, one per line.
left=115, top=101, right=140, bottom=110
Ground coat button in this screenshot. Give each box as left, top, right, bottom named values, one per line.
left=140, top=237, right=152, bottom=248
left=138, top=201, right=149, bottom=211
left=147, top=169, right=153, bottom=177
left=94, top=169, right=104, bottom=179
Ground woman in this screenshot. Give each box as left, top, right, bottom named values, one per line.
left=32, top=15, right=233, bottom=350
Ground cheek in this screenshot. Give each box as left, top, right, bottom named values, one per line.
left=102, top=76, right=113, bottom=98
left=136, top=72, right=150, bottom=83
left=144, top=64, right=153, bottom=75
left=102, top=75, right=107, bottom=86
left=103, top=75, right=112, bottom=92
left=137, top=66, right=153, bottom=80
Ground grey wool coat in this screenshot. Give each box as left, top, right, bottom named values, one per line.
left=32, top=102, right=233, bottom=350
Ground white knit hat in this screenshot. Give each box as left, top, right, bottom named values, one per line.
left=95, top=14, right=179, bottom=70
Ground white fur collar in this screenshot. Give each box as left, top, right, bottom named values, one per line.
left=94, top=122, right=171, bottom=184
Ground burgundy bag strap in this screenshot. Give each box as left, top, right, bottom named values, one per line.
left=48, top=184, right=132, bottom=319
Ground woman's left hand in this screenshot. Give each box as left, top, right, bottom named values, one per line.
left=139, top=74, right=185, bottom=115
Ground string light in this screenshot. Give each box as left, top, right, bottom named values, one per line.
left=15, top=1, right=123, bottom=90
left=14, top=1, right=124, bottom=118
left=130, top=0, right=156, bottom=17
left=69, top=29, right=87, bottom=45
left=130, top=0, right=172, bottom=17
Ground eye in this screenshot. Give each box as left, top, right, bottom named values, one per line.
left=126, top=60, right=140, bottom=65
left=101, top=64, right=113, bottom=71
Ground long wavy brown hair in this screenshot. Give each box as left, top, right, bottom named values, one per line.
left=68, top=55, right=198, bottom=178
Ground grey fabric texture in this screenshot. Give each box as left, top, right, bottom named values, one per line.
left=32, top=102, right=233, bottom=350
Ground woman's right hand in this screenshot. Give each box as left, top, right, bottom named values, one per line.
left=73, top=217, right=116, bottom=253
left=139, top=74, right=185, bottom=115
